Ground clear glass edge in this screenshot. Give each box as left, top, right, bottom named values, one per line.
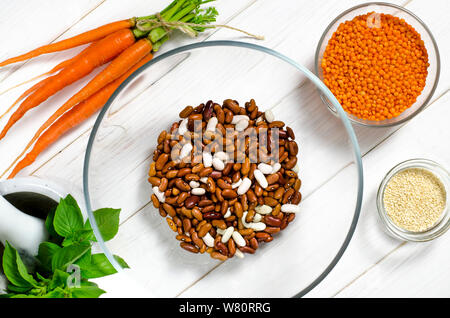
left=82, top=40, right=365, bottom=297
left=313, top=1, right=441, bottom=128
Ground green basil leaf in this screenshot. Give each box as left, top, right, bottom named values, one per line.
left=49, top=269, right=70, bottom=290
left=51, top=242, right=91, bottom=272
left=53, top=195, right=84, bottom=238
left=2, top=242, right=36, bottom=288
left=70, top=285, right=105, bottom=298
left=6, top=284, right=32, bottom=294
left=78, top=253, right=128, bottom=279
left=42, top=287, right=66, bottom=298
left=85, top=208, right=121, bottom=242
left=37, top=242, right=61, bottom=272
left=62, top=229, right=94, bottom=247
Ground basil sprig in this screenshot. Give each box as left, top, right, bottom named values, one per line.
left=0, top=194, right=128, bottom=298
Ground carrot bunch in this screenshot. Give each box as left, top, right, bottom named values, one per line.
left=0, top=0, right=221, bottom=178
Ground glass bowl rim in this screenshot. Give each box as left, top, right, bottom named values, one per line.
left=82, top=40, right=364, bottom=297
left=376, top=158, right=450, bottom=241
left=313, top=1, right=441, bottom=128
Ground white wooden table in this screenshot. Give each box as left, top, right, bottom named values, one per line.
left=0, top=0, right=449, bottom=298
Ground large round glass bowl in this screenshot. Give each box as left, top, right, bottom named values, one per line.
left=314, top=2, right=440, bottom=128
left=83, top=41, right=364, bottom=297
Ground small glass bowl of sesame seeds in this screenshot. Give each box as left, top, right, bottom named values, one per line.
left=377, top=159, right=450, bottom=241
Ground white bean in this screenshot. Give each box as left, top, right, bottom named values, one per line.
left=191, top=188, right=206, bottom=196
left=189, top=181, right=200, bottom=188
left=214, top=151, right=228, bottom=161
left=255, top=116, right=263, bottom=124
left=241, top=212, right=251, bottom=228
left=281, top=204, right=301, bottom=213
left=200, top=177, right=208, bottom=183
left=235, top=119, right=249, bottom=132
left=253, top=213, right=262, bottom=222
left=253, top=169, right=268, bottom=189
left=206, top=117, right=218, bottom=132
left=264, top=110, right=275, bottom=123
left=203, top=152, right=213, bottom=167
left=178, top=118, right=188, bottom=135
left=224, top=208, right=231, bottom=218
left=232, top=178, right=242, bottom=189
left=202, top=233, right=215, bottom=247
left=292, top=163, right=299, bottom=174
left=152, top=187, right=165, bottom=203
left=212, top=157, right=225, bottom=171
left=216, top=228, right=226, bottom=235
left=250, top=222, right=266, bottom=231
left=271, top=162, right=281, bottom=174
left=180, top=142, right=193, bottom=159
left=232, top=231, right=246, bottom=247
left=258, top=163, right=273, bottom=175
left=234, top=248, right=245, bottom=259
left=255, top=205, right=272, bottom=215
left=237, top=177, right=251, bottom=195
left=231, top=115, right=249, bottom=124
left=221, top=226, right=234, bottom=243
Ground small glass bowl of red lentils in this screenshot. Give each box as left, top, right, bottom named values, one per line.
left=315, top=2, right=440, bottom=127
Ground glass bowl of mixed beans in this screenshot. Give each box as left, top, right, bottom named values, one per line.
left=83, top=41, right=364, bottom=297
left=315, top=2, right=440, bottom=127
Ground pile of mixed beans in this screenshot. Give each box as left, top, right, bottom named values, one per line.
left=148, top=99, right=301, bottom=260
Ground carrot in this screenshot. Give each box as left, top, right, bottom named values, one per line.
left=0, top=19, right=133, bottom=67
left=0, top=29, right=135, bottom=140
left=15, top=38, right=152, bottom=150
left=6, top=53, right=153, bottom=178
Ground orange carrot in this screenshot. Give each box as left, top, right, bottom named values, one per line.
left=15, top=38, right=152, bottom=150
left=0, top=29, right=135, bottom=140
left=6, top=53, right=153, bottom=178
left=0, top=20, right=133, bottom=67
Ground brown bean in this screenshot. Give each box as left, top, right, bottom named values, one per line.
left=184, top=174, right=200, bottom=182
left=286, top=126, right=295, bottom=139
left=202, top=205, right=215, bottom=213
left=282, top=188, right=295, bottom=204
left=179, top=106, right=194, bottom=118
left=148, top=176, right=161, bottom=187
left=209, top=171, right=222, bottom=179
left=214, top=104, right=225, bottom=124
left=284, top=157, right=297, bottom=170
left=294, top=179, right=302, bottom=192
left=266, top=173, right=279, bottom=185
left=158, top=178, right=168, bottom=192
left=198, top=199, right=213, bottom=207
left=247, top=189, right=257, bottom=203
left=228, top=238, right=236, bottom=257
left=265, top=215, right=282, bottom=227
left=255, top=232, right=271, bottom=241
left=163, top=203, right=176, bottom=217
left=220, top=200, right=229, bottom=215
left=211, top=251, right=228, bottom=261
left=250, top=237, right=259, bottom=250
left=203, top=212, right=222, bottom=220
left=239, top=246, right=255, bottom=254
left=206, top=177, right=216, bottom=193
left=166, top=218, right=177, bottom=232
left=155, top=153, right=169, bottom=170
left=269, top=121, right=285, bottom=128
left=176, top=234, right=192, bottom=242
left=175, top=178, right=191, bottom=192
left=185, top=196, right=200, bottom=209
left=202, top=100, right=214, bottom=121
left=198, top=223, right=212, bottom=237
left=217, top=179, right=231, bottom=189
left=215, top=241, right=228, bottom=255
left=241, top=157, right=250, bottom=176
left=151, top=194, right=160, bottom=209
left=263, top=197, right=278, bottom=207
left=254, top=185, right=263, bottom=197
left=222, top=189, right=238, bottom=199
left=199, top=167, right=213, bottom=177
left=180, top=242, right=199, bottom=253
left=212, top=219, right=227, bottom=230
left=191, top=163, right=204, bottom=174
left=192, top=207, right=203, bottom=221
left=182, top=218, right=192, bottom=233
left=234, top=202, right=244, bottom=218
left=190, top=231, right=204, bottom=248
left=148, top=162, right=156, bottom=177
left=223, top=99, right=240, bottom=114
left=177, top=192, right=189, bottom=205
left=180, top=206, right=192, bottom=218
left=291, top=191, right=302, bottom=204
left=178, top=167, right=192, bottom=177
left=239, top=228, right=254, bottom=236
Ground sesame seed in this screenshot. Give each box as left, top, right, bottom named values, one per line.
left=383, top=168, right=446, bottom=232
